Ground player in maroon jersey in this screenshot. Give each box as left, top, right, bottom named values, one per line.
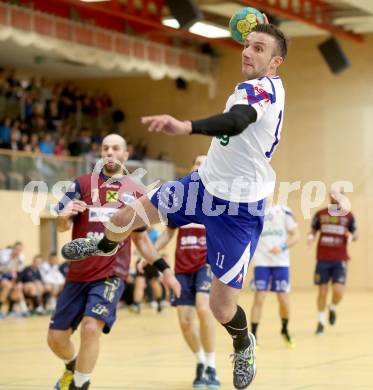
left=154, top=155, right=220, bottom=388
left=307, top=187, right=358, bottom=335
left=48, top=134, right=180, bottom=390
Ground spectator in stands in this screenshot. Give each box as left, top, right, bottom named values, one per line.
left=0, top=116, right=11, bottom=146
left=20, top=254, right=45, bottom=315
left=59, top=260, right=69, bottom=278
left=54, top=138, right=69, bottom=156
left=40, top=252, right=65, bottom=311
left=39, top=132, right=55, bottom=155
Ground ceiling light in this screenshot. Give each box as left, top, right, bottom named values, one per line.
left=162, top=18, right=230, bottom=39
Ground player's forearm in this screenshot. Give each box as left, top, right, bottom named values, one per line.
left=56, top=216, right=73, bottom=233
left=155, top=229, right=175, bottom=251
left=133, top=234, right=160, bottom=264
left=191, top=105, right=257, bottom=137
left=286, top=229, right=300, bottom=248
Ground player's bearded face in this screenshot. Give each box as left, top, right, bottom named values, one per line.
left=101, top=144, right=128, bottom=174
left=242, top=33, right=277, bottom=79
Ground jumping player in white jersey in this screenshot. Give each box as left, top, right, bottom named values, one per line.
left=250, top=200, right=299, bottom=348
left=62, top=23, right=288, bottom=389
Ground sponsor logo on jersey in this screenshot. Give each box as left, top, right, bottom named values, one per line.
left=91, top=304, right=109, bottom=316
left=216, top=134, right=230, bottom=146
left=106, top=190, right=118, bottom=202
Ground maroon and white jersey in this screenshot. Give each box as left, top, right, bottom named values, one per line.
left=174, top=223, right=207, bottom=274
left=57, top=172, right=144, bottom=282
left=312, top=208, right=357, bottom=262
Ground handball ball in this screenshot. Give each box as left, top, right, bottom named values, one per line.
left=229, top=7, right=264, bottom=44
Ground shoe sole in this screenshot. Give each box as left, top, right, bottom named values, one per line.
left=193, top=384, right=206, bottom=388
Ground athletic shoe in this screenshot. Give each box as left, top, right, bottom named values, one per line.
left=192, top=363, right=206, bottom=388
left=69, top=381, right=90, bottom=390
left=281, top=330, right=296, bottom=349
left=129, top=304, right=141, bottom=314
left=231, top=332, right=256, bottom=389
left=205, top=366, right=221, bottom=389
left=54, top=369, right=73, bottom=390
left=315, top=322, right=324, bottom=335
left=62, top=237, right=117, bottom=261
left=328, top=308, right=336, bottom=326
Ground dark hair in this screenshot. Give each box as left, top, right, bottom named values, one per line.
left=252, top=24, right=288, bottom=59
left=14, top=241, right=22, bottom=247
left=49, top=252, right=57, bottom=257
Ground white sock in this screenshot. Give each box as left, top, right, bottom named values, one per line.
left=63, top=352, right=77, bottom=365
left=318, top=312, right=325, bottom=324
left=329, top=304, right=336, bottom=311
left=205, top=352, right=216, bottom=369
left=195, top=349, right=206, bottom=365
left=20, top=300, right=28, bottom=313
left=74, top=371, right=91, bottom=387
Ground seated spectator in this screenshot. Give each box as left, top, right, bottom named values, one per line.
left=0, top=242, right=28, bottom=318
left=39, top=132, right=54, bottom=155
left=40, top=252, right=64, bottom=311
left=20, top=254, right=45, bottom=315
left=54, top=138, right=68, bottom=156
left=0, top=116, right=11, bottom=146
left=58, top=260, right=69, bottom=278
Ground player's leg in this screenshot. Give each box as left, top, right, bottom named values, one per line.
left=209, top=277, right=255, bottom=390
left=0, top=278, right=12, bottom=318
left=329, top=261, right=347, bottom=326
left=150, top=277, right=163, bottom=312
left=271, top=267, right=294, bottom=347
left=48, top=281, right=87, bottom=390
left=62, top=195, right=162, bottom=261
left=173, top=272, right=205, bottom=387
left=276, top=292, right=295, bottom=348
left=314, top=261, right=332, bottom=335
left=205, top=199, right=264, bottom=390
left=250, top=291, right=266, bottom=342
left=23, top=281, right=39, bottom=313
left=196, top=292, right=220, bottom=388
left=73, top=276, right=125, bottom=389
left=250, top=266, right=270, bottom=342
left=132, top=272, right=146, bottom=313
left=177, top=305, right=207, bottom=388
left=329, top=283, right=344, bottom=325
left=74, top=316, right=105, bottom=388
left=194, top=265, right=219, bottom=388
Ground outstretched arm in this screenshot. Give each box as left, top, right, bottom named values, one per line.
left=141, top=105, right=257, bottom=137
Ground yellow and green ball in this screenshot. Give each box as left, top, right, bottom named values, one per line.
left=229, top=7, right=264, bottom=44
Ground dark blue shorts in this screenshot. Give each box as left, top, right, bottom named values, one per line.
left=314, top=261, right=347, bottom=285
left=49, top=276, right=124, bottom=334
left=149, top=172, right=264, bottom=289
left=0, top=273, right=16, bottom=281
left=254, top=266, right=290, bottom=292
left=172, top=265, right=212, bottom=306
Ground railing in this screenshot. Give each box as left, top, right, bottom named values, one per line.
left=0, top=149, right=84, bottom=191
left=0, top=149, right=176, bottom=191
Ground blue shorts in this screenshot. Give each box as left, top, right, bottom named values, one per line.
left=314, top=260, right=347, bottom=285
left=253, top=266, right=290, bottom=292
left=172, top=265, right=212, bottom=306
left=0, top=273, right=16, bottom=281
left=49, top=276, right=124, bottom=334
left=149, top=172, right=264, bottom=289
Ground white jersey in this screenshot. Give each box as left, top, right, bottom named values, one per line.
left=0, top=248, right=25, bottom=273
left=199, top=76, right=285, bottom=202
left=40, top=261, right=65, bottom=285
left=254, top=205, right=297, bottom=267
